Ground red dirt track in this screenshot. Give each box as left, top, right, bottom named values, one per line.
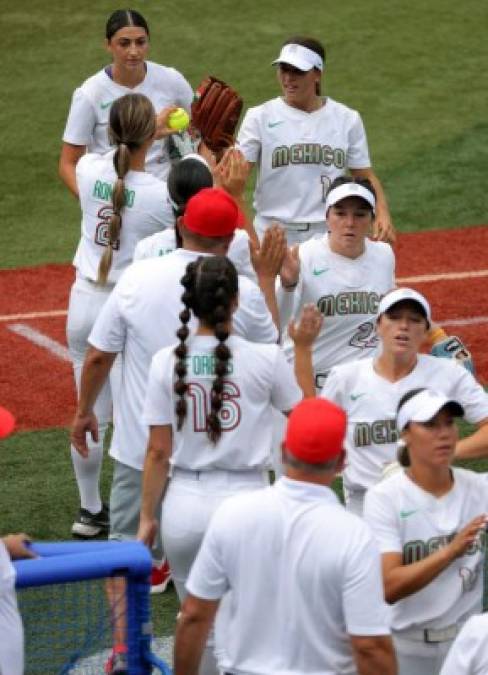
left=1, top=227, right=487, bottom=432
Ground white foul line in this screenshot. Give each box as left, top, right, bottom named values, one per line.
left=8, top=323, right=71, bottom=362
left=441, top=316, right=488, bottom=328
left=397, top=269, right=488, bottom=284
left=0, top=309, right=67, bottom=322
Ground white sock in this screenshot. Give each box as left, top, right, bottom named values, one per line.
left=70, top=424, right=106, bottom=514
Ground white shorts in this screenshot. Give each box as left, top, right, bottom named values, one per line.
left=393, top=632, right=454, bottom=675
left=254, top=217, right=326, bottom=246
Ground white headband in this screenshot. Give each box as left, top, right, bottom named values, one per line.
left=272, top=43, right=324, bottom=72
left=325, top=182, right=376, bottom=214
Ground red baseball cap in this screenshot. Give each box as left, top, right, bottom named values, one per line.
left=0, top=406, right=16, bottom=439
left=182, top=187, right=239, bottom=237
left=284, top=398, right=347, bottom=464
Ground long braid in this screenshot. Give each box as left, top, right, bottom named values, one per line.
left=174, top=262, right=198, bottom=430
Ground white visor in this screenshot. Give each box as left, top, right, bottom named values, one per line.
left=377, top=287, right=431, bottom=326
left=325, top=182, right=376, bottom=214
left=397, top=389, right=464, bottom=433
left=272, top=43, right=324, bottom=72
left=181, top=153, right=210, bottom=169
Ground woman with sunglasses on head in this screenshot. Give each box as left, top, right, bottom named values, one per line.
left=364, top=388, right=488, bottom=675
left=321, top=288, right=488, bottom=516
left=237, top=35, right=394, bottom=245
left=59, top=8, right=192, bottom=196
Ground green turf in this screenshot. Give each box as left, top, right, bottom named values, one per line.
left=1, top=0, right=488, bottom=268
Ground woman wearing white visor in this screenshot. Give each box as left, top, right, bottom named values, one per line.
left=237, top=36, right=394, bottom=245
left=321, top=287, right=488, bottom=515
left=364, top=388, right=488, bottom=675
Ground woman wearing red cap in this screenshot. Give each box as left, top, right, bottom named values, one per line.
left=237, top=35, right=394, bottom=246
left=138, top=256, right=320, bottom=674
left=364, top=388, right=488, bottom=675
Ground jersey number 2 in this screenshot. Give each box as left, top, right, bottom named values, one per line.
left=187, top=381, right=241, bottom=433
left=94, top=206, right=120, bottom=249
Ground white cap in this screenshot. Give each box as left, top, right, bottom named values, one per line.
left=397, top=389, right=464, bottom=432
left=325, top=182, right=376, bottom=214
left=272, top=43, right=324, bottom=72
left=377, top=288, right=431, bottom=326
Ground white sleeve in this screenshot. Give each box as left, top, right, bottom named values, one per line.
left=320, top=367, right=345, bottom=408
left=88, top=285, right=127, bottom=353
left=270, top=347, right=302, bottom=412
left=363, top=488, right=402, bottom=554
left=276, top=273, right=304, bottom=335
left=186, top=505, right=230, bottom=600
left=142, top=351, right=173, bottom=426
left=63, top=88, right=96, bottom=146
left=234, top=278, right=278, bottom=344
left=450, top=366, right=488, bottom=424
left=343, top=526, right=391, bottom=635
left=346, top=112, right=371, bottom=169
left=236, top=108, right=261, bottom=164
left=439, top=615, right=488, bottom=675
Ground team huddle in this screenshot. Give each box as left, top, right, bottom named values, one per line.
left=1, top=6, right=488, bottom=675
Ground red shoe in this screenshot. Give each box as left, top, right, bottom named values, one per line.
left=105, top=644, right=128, bottom=674
left=151, top=558, right=172, bottom=594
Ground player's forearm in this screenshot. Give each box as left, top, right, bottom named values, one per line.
left=294, top=345, right=315, bottom=398
left=384, top=547, right=455, bottom=603
left=276, top=281, right=297, bottom=332
left=140, top=444, right=170, bottom=523
left=77, top=348, right=116, bottom=414
left=353, top=638, right=397, bottom=675
left=59, top=162, right=79, bottom=198
left=174, top=612, right=213, bottom=675
left=455, top=423, right=488, bottom=460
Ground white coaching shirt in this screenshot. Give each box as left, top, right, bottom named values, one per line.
left=364, top=468, right=488, bottom=634
left=321, top=355, right=488, bottom=492
left=440, top=614, right=488, bottom=675
left=133, top=227, right=256, bottom=281
left=143, top=335, right=301, bottom=471
left=74, top=152, right=173, bottom=283
left=63, top=61, right=193, bottom=180
left=237, top=96, right=370, bottom=226
left=187, top=477, right=391, bottom=675
left=278, top=234, right=394, bottom=384
left=88, top=249, right=278, bottom=470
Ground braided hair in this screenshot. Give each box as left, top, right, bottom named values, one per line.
left=174, top=256, right=238, bottom=444
left=97, top=93, right=156, bottom=284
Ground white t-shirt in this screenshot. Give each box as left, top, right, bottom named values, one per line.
left=63, top=61, right=193, bottom=180
left=364, top=468, right=488, bottom=633
left=133, top=227, right=256, bottom=282
left=143, top=335, right=301, bottom=471
left=187, top=476, right=390, bottom=675
left=321, top=355, right=488, bottom=491
left=0, top=541, right=23, bottom=675
left=440, top=614, right=488, bottom=675
left=237, top=96, right=370, bottom=226
left=73, top=152, right=173, bottom=283
left=89, top=249, right=278, bottom=470
left=279, top=235, right=394, bottom=385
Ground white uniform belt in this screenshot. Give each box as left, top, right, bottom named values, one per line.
left=396, top=624, right=459, bottom=643
left=171, top=466, right=269, bottom=483
left=255, top=216, right=326, bottom=232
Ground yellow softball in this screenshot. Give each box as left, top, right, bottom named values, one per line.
left=168, top=108, right=190, bottom=132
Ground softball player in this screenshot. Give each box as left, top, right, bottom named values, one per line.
left=364, top=388, right=488, bottom=675
left=278, top=176, right=395, bottom=389
left=68, top=93, right=171, bottom=538
left=59, top=8, right=193, bottom=195
left=321, top=288, right=488, bottom=515
left=138, top=256, right=320, bottom=675
left=440, top=614, right=488, bottom=674
left=237, top=36, right=393, bottom=244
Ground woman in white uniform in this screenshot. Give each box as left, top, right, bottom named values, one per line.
left=322, top=288, right=488, bottom=515
left=59, top=8, right=193, bottom=195
left=364, top=388, right=488, bottom=675
left=68, top=93, right=171, bottom=538
left=138, top=255, right=319, bottom=674
left=237, top=35, right=393, bottom=245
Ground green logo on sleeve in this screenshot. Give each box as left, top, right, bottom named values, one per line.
left=350, top=393, right=366, bottom=401
left=100, top=101, right=113, bottom=110
left=313, top=267, right=329, bottom=276
left=400, top=509, right=418, bottom=519
left=268, top=120, right=284, bottom=128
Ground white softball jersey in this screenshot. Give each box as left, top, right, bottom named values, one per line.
left=237, top=96, right=370, bottom=227
left=88, top=249, right=278, bottom=470
left=440, top=614, right=488, bottom=675
left=321, top=354, right=488, bottom=492
left=364, top=468, right=488, bottom=633
left=133, top=227, right=256, bottom=281
left=279, top=234, right=395, bottom=385
left=73, top=152, right=173, bottom=283
left=0, top=542, right=23, bottom=675
left=187, top=477, right=391, bottom=675
left=143, top=335, right=301, bottom=471
left=63, top=61, right=193, bottom=180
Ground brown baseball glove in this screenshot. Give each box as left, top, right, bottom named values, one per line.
left=190, top=76, right=243, bottom=156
